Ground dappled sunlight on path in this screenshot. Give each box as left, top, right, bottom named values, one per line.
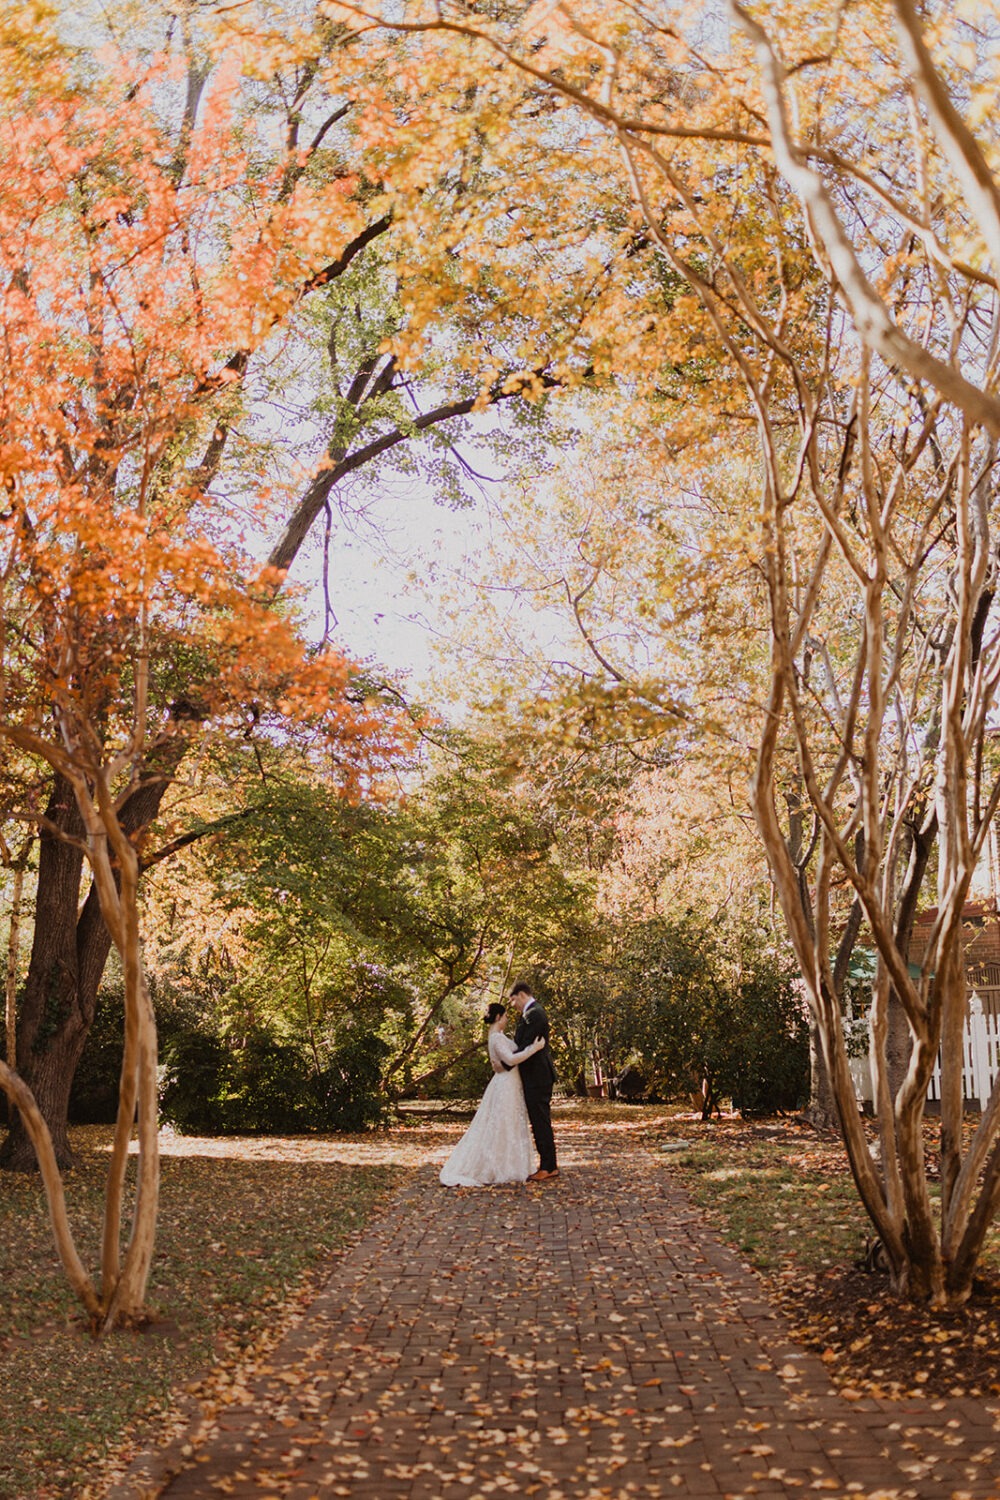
left=96, top=1099, right=669, bottom=1170
left=153, top=1125, right=460, bottom=1169
left=100, top=1117, right=1000, bottom=1500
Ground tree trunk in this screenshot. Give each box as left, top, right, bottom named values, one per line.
left=886, top=986, right=912, bottom=1102
left=0, top=1060, right=100, bottom=1321
left=0, top=779, right=87, bottom=1170
left=0, top=754, right=179, bottom=1172
left=806, top=1015, right=839, bottom=1130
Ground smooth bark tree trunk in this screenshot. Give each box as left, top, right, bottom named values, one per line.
left=0, top=1059, right=100, bottom=1320
left=886, top=986, right=912, bottom=1102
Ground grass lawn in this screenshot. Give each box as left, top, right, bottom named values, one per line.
left=0, top=1125, right=409, bottom=1500
left=661, top=1119, right=874, bottom=1270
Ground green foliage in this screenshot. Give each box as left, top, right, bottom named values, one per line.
left=78, top=740, right=805, bottom=1134
left=157, top=1023, right=392, bottom=1136
left=157, top=1029, right=234, bottom=1135
left=179, top=741, right=592, bottom=1102
left=314, top=1031, right=393, bottom=1131
left=562, top=916, right=809, bottom=1116
left=430, top=1044, right=493, bottom=1101
left=210, top=1032, right=311, bottom=1135
left=70, top=933, right=395, bottom=1136
left=68, top=986, right=125, bottom=1125
left=724, top=960, right=811, bottom=1116
left=69, top=970, right=227, bottom=1127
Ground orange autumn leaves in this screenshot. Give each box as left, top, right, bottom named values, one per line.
left=0, top=29, right=403, bottom=791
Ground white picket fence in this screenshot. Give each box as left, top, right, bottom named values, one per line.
left=852, top=994, right=1000, bottom=1106
left=925, top=996, right=1000, bottom=1105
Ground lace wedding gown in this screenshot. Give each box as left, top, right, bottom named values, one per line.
left=439, top=1031, right=539, bottom=1187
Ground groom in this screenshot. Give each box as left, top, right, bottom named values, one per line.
left=510, top=982, right=558, bottom=1181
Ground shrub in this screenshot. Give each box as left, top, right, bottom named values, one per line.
left=725, top=970, right=810, bottom=1116
left=71, top=973, right=228, bottom=1126
left=157, top=1019, right=392, bottom=1135
left=157, top=1030, right=232, bottom=1134
left=427, top=1044, right=493, bottom=1101
left=219, top=1032, right=314, bottom=1133
left=68, top=981, right=125, bottom=1124
left=605, top=917, right=809, bottom=1117
left=312, top=1031, right=392, bottom=1131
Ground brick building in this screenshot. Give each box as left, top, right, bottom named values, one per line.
left=907, top=902, right=1000, bottom=1019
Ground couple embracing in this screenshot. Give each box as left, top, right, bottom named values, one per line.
left=440, top=983, right=559, bottom=1187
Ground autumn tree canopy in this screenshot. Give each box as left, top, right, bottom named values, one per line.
left=0, top=0, right=456, bottom=1327
left=325, top=0, right=1000, bottom=1305
left=3, top=0, right=651, bottom=1192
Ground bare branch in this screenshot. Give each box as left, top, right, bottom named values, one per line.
left=730, top=1, right=1000, bottom=437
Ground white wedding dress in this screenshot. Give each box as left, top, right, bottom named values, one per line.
left=439, top=1031, right=540, bottom=1186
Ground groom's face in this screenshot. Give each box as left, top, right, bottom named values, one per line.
left=510, top=992, right=529, bottom=1014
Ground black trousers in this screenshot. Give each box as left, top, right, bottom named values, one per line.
left=524, top=1086, right=557, bottom=1171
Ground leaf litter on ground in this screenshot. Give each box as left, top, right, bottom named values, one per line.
left=645, top=1109, right=1000, bottom=1405
left=6, top=1102, right=1000, bottom=1498
left=0, top=1123, right=416, bottom=1499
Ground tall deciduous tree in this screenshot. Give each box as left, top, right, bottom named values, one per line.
left=337, top=0, right=1000, bottom=1303
left=2, top=0, right=631, bottom=1172
left=0, top=9, right=408, bottom=1328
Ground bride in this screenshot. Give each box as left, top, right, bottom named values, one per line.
left=440, top=1002, right=547, bottom=1187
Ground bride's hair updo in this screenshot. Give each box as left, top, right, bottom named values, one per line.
left=484, top=1002, right=506, bottom=1025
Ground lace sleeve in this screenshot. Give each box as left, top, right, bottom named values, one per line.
left=487, top=1033, right=507, bottom=1074
left=492, top=1032, right=542, bottom=1067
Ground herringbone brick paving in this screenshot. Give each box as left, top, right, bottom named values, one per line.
left=106, top=1124, right=1000, bottom=1499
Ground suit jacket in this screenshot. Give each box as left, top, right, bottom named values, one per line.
left=514, top=1001, right=556, bottom=1093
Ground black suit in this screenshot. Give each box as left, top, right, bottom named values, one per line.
left=514, top=1000, right=557, bottom=1171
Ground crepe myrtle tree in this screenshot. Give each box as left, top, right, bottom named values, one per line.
left=335, top=0, right=1000, bottom=1304
left=0, top=17, right=410, bottom=1329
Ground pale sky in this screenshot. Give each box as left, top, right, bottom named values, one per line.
left=286, top=447, right=503, bottom=705
left=307, top=495, right=488, bottom=692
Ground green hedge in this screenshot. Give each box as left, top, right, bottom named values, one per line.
left=71, top=985, right=391, bottom=1134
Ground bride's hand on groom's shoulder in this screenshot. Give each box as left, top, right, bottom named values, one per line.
left=534, top=1037, right=546, bottom=1051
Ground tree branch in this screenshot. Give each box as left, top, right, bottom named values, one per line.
left=893, top=0, right=1000, bottom=283
left=268, top=371, right=562, bottom=575
left=301, top=213, right=393, bottom=295
left=729, top=1, right=1000, bottom=436
left=138, top=807, right=260, bottom=874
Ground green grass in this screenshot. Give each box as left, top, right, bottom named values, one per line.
left=0, top=1128, right=403, bottom=1499
left=661, top=1122, right=1000, bottom=1277
left=654, top=1125, right=866, bottom=1273
left=676, top=1148, right=869, bottom=1269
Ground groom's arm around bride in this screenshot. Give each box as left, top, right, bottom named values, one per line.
left=510, top=982, right=559, bottom=1180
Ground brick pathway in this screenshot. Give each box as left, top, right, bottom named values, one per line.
left=106, top=1125, right=1000, bottom=1499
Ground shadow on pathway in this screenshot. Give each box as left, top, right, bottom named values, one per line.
left=105, top=1123, right=1000, bottom=1499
